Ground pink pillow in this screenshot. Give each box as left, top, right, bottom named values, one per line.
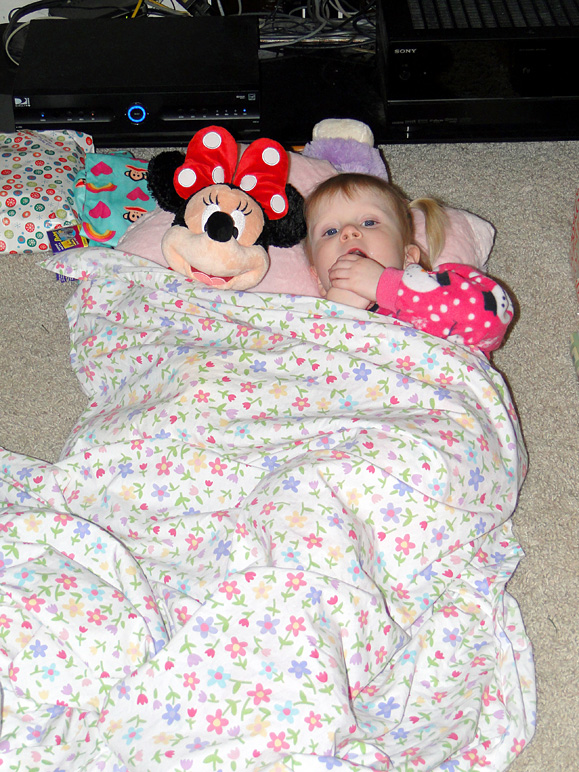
left=117, top=151, right=495, bottom=296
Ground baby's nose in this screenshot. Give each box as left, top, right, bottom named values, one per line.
left=341, top=223, right=360, bottom=239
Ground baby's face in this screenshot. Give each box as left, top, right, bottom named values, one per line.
left=307, top=189, right=408, bottom=292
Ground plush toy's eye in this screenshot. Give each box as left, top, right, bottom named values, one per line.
left=231, top=209, right=246, bottom=240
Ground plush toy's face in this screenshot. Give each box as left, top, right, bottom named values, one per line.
left=162, top=184, right=269, bottom=290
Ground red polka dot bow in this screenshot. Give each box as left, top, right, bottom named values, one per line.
left=173, top=125, right=289, bottom=220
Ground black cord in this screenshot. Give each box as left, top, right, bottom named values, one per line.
left=3, top=0, right=148, bottom=64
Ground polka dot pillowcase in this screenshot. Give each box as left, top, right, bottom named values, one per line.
left=0, top=130, right=93, bottom=254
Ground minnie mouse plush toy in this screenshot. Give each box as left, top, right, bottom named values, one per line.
left=147, top=125, right=306, bottom=290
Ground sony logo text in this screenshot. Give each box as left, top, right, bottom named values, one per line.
left=394, top=48, right=417, bottom=54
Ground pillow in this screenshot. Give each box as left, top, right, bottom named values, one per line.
left=117, top=151, right=495, bottom=297
left=0, top=130, right=93, bottom=254
left=74, top=153, right=157, bottom=247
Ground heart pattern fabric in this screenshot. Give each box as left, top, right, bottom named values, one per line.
left=74, top=153, right=155, bottom=247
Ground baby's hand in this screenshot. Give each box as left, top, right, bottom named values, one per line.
left=328, top=254, right=384, bottom=302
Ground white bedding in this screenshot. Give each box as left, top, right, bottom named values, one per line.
left=0, top=248, right=535, bottom=771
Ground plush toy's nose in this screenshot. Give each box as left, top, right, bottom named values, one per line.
left=205, top=211, right=238, bottom=243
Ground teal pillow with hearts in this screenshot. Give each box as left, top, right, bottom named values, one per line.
left=74, top=153, right=156, bottom=247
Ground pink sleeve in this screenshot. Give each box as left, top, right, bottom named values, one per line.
left=375, top=267, right=405, bottom=313
left=388, top=263, right=514, bottom=355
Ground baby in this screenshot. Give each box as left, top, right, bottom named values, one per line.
left=304, top=173, right=513, bottom=356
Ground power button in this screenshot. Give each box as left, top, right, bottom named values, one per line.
left=127, top=104, right=147, bottom=124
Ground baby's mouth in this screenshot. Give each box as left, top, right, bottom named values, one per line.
left=346, top=247, right=368, bottom=258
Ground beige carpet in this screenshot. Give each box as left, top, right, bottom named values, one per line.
left=1, top=139, right=578, bottom=771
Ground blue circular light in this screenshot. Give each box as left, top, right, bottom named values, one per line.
left=127, top=104, right=147, bottom=124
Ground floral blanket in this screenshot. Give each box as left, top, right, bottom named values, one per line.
left=0, top=249, right=535, bottom=771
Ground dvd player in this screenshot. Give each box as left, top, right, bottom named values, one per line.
left=378, top=0, right=579, bottom=141
left=11, top=16, right=260, bottom=145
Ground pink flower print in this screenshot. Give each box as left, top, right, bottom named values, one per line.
left=310, top=322, right=327, bottom=339
left=304, top=711, right=322, bottom=731
left=143, top=595, right=159, bottom=611
left=207, top=709, right=229, bottom=734
left=439, top=429, right=459, bottom=447
left=391, top=583, right=410, bottom=600
left=81, top=288, right=96, bottom=309
left=224, top=636, right=247, bottom=659
left=193, top=389, right=210, bottom=403
left=156, top=456, right=173, bottom=476
left=292, top=396, right=310, bottom=412
left=395, top=534, right=415, bottom=556
left=185, top=533, right=203, bottom=551
left=462, top=749, right=488, bottom=767
left=303, top=533, right=323, bottom=549
left=86, top=608, right=108, bottom=626
left=285, top=572, right=307, bottom=592
left=267, top=731, right=290, bottom=752
left=209, top=458, right=227, bottom=476
left=482, top=685, right=496, bottom=706
left=349, top=681, right=362, bottom=700
left=402, top=747, right=425, bottom=765
left=247, top=683, right=272, bottom=705
left=183, top=672, right=200, bottom=691
left=286, top=616, right=306, bottom=637
left=476, top=434, right=490, bottom=452
left=375, top=646, right=389, bottom=664
left=396, top=355, right=415, bottom=371
left=22, top=594, right=45, bottom=613
left=0, top=613, right=12, bottom=629
left=55, top=574, right=78, bottom=591
left=218, top=579, right=241, bottom=600
left=435, top=373, right=454, bottom=387
left=175, top=606, right=192, bottom=624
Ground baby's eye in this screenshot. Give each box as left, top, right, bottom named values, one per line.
left=362, top=219, right=377, bottom=227
left=323, top=227, right=338, bottom=237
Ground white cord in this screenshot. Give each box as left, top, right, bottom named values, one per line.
left=4, top=19, right=29, bottom=65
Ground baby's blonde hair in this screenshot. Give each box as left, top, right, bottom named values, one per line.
left=304, top=173, right=447, bottom=270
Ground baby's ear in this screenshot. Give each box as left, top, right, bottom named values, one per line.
left=315, top=270, right=327, bottom=297
left=404, top=244, right=421, bottom=267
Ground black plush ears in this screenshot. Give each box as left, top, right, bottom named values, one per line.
left=147, top=150, right=186, bottom=214
left=257, top=184, right=307, bottom=250
left=147, top=148, right=307, bottom=250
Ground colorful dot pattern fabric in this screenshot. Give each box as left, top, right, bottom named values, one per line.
left=0, top=130, right=92, bottom=254
left=0, top=248, right=535, bottom=771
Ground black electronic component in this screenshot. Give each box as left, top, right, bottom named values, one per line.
left=377, top=0, right=579, bottom=141
left=10, top=15, right=260, bottom=145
